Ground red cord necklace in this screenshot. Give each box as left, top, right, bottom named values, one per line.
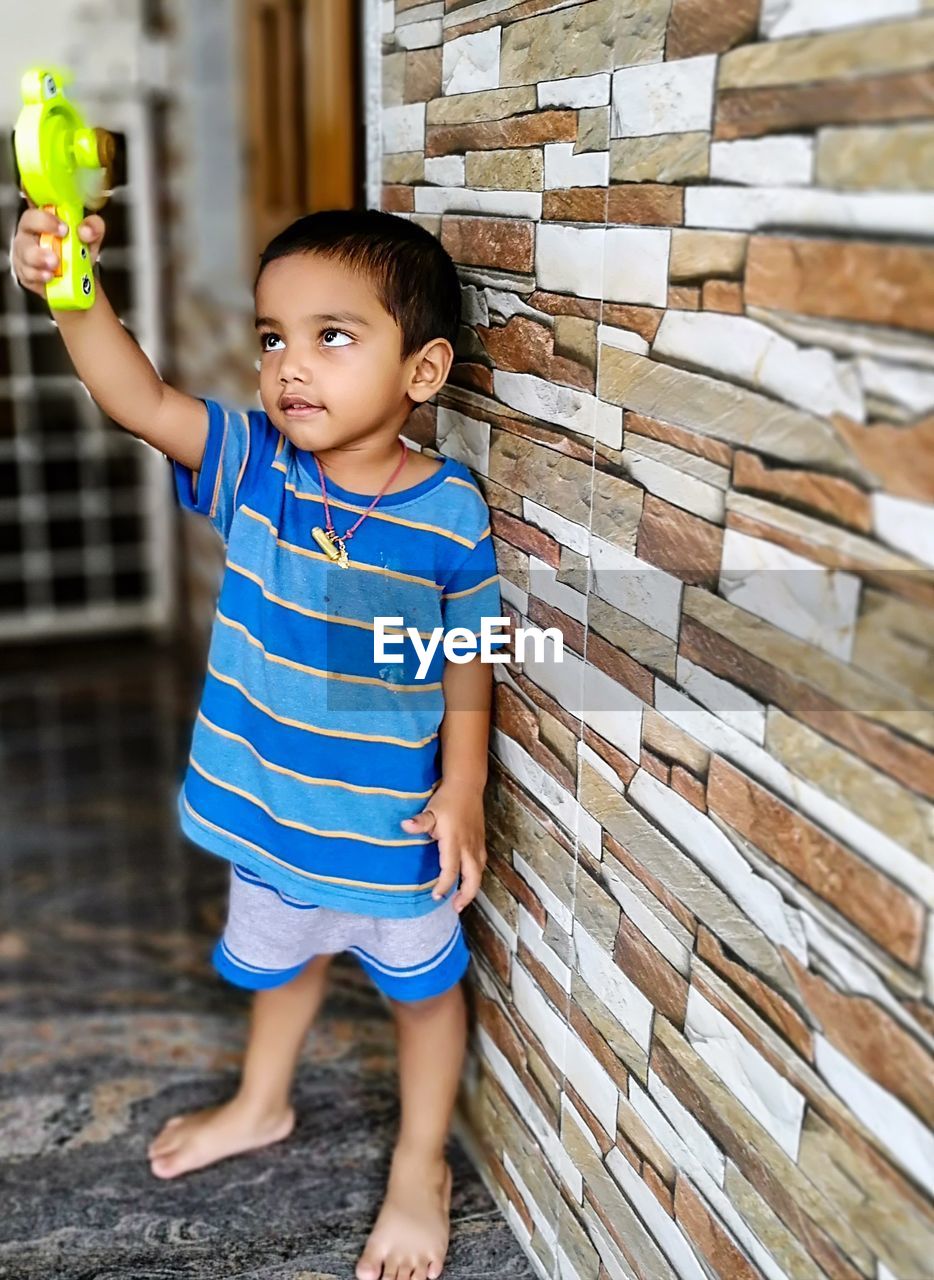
left=310, top=438, right=409, bottom=569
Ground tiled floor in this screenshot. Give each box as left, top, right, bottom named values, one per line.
left=0, top=638, right=533, bottom=1279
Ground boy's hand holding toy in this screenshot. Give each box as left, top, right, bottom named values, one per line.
left=11, top=66, right=114, bottom=309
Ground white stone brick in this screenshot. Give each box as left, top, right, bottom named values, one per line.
left=589, top=535, right=683, bottom=640
left=611, top=55, right=717, bottom=137
left=710, top=136, right=814, bottom=186
left=437, top=406, right=491, bottom=474
left=476, top=1025, right=565, bottom=1172
left=442, top=26, right=501, bottom=95
left=565, top=1029, right=621, bottom=1135
left=536, top=222, right=606, bottom=298
left=638, top=1073, right=727, bottom=1185
left=720, top=527, right=862, bottom=662
left=676, top=655, right=766, bottom=744
left=539, top=73, right=611, bottom=108
left=598, top=324, right=650, bottom=357
left=475, top=888, right=518, bottom=952
left=382, top=102, right=425, bottom=154
left=573, top=923, right=655, bottom=1053
left=503, top=1150, right=557, bottom=1248
left=514, top=850, right=575, bottom=934
left=760, top=0, right=920, bottom=39
left=414, top=186, right=542, bottom=219
left=858, top=356, right=934, bottom=418
left=544, top=143, right=610, bottom=189
left=653, top=308, right=864, bottom=420
left=604, top=227, right=671, bottom=307
left=424, top=155, right=465, bottom=186
left=522, top=498, right=592, bottom=557
left=872, top=493, right=934, bottom=568
left=622, top=449, right=726, bottom=523
left=815, top=1034, right=934, bottom=1195
left=685, top=988, right=807, bottom=1160
left=528, top=554, right=588, bottom=624
left=518, top=904, right=572, bottom=992
left=493, top=730, right=603, bottom=857
left=396, top=18, right=443, bottom=49
left=685, top=187, right=934, bottom=238
left=493, top=368, right=623, bottom=448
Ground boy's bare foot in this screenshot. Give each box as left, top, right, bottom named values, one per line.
left=147, top=1096, right=295, bottom=1179
left=355, top=1145, right=453, bottom=1280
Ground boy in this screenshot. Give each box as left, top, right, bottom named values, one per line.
left=13, top=204, right=509, bottom=1280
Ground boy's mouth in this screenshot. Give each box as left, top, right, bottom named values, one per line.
left=280, top=394, right=324, bottom=418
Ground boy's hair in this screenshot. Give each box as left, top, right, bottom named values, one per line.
left=255, top=209, right=463, bottom=363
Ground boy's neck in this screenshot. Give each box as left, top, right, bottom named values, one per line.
left=301, top=433, right=411, bottom=496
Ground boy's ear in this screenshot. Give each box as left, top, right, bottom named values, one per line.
left=406, top=337, right=454, bottom=404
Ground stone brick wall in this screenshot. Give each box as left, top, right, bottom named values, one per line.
left=372, top=3, right=934, bottom=1278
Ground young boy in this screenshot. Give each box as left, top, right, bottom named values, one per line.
left=13, top=204, right=509, bottom=1280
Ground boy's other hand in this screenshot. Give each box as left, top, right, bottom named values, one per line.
left=401, top=780, right=488, bottom=914
left=12, top=197, right=105, bottom=297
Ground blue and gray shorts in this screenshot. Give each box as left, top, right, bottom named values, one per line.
left=212, top=864, right=471, bottom=1001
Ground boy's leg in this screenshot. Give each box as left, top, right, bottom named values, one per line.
left=355, top=979, right=467, bottom=1280
left=148, top=950, right=334, bottom=1179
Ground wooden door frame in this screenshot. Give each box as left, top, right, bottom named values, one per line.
left=244, top=0, right=360, bottom=265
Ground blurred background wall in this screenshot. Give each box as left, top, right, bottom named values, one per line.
left=0, top=2, right=932, bottom=1278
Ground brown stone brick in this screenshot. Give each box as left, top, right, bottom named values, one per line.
left=671, top=765, right=706, bottom=811
left=637, top=494, right=724, bottom=589
left=715, top=70, right=934, bottom=141
left=568, top=999, right=629, bottom=1093
left=701, top=279, right=744, bottom=313
left=381, top=184, right=414, bottom=212
left=680, top=610, right=934, bottom=799
left=645, top=1162, right=675, bottom=1215
left=491, top=508, right=561, bottom=567
left=600, top=302, right=664, bottom=342
left=784, top=952, right=933, bottom=1124
left=697, top=927, right=813, bottom=1059
left=404, top=46, right=442, bottom=102
left=478, top=314, right=594, bottom=390
left=745, top=236, right=934, bottom=335
left=581, top=725, right=638, bottom=786
left=607, top=184, right=684, bottom=226
left=674, top=1177, right=762, bottom=1280
left=528, top=289, right=602, bottom=321
left=466, top=910, right=512, bottom=985
left=707, top=757, right=926, bottom=967
left=832, top=414, right=934, bottom=505
left=586, top=628, right=655, bottom=704
left=626, top=412, right=733, bottom=467
left=640, top=747, right=670, bottom=784
left=667, top=0, right=758, bottom=58
left=733, top=450, right=872, bottom=533
left=426, top=110, right=577, bottom=157
left=441, top=216, right=534, bottom=274
left=543, top=188, right=608, bottom=222
left=448, top=362, right=495, bottom=397
left=667, top=284, right=701, bottom=309
left=614, top=914, right=689, bottom=1029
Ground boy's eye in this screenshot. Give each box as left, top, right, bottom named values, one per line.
left=322, top=328, right=352, bottom=347
left=259, top=332, right=284, bottom=352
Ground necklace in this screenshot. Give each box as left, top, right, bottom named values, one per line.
left=310, top=438, right=409, bottom=569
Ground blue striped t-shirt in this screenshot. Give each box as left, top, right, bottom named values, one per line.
left=173, top=398, right=509, bottom=917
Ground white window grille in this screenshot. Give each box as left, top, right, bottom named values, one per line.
left=0, top=98, right=175, bottom=643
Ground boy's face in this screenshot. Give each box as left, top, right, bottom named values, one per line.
left=254, top=251, right=448, bottom=451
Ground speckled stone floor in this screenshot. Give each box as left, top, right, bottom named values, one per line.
left=0, top=639, right=533, bottom=1280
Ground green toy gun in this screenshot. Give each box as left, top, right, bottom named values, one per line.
left=13, top=67, right=116, bottom=310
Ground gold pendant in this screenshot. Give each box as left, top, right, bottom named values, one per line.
left=311, top=525, right=351, bottom=568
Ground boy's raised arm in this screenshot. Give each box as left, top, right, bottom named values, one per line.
left=12, top=205, right=208, bottom=472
